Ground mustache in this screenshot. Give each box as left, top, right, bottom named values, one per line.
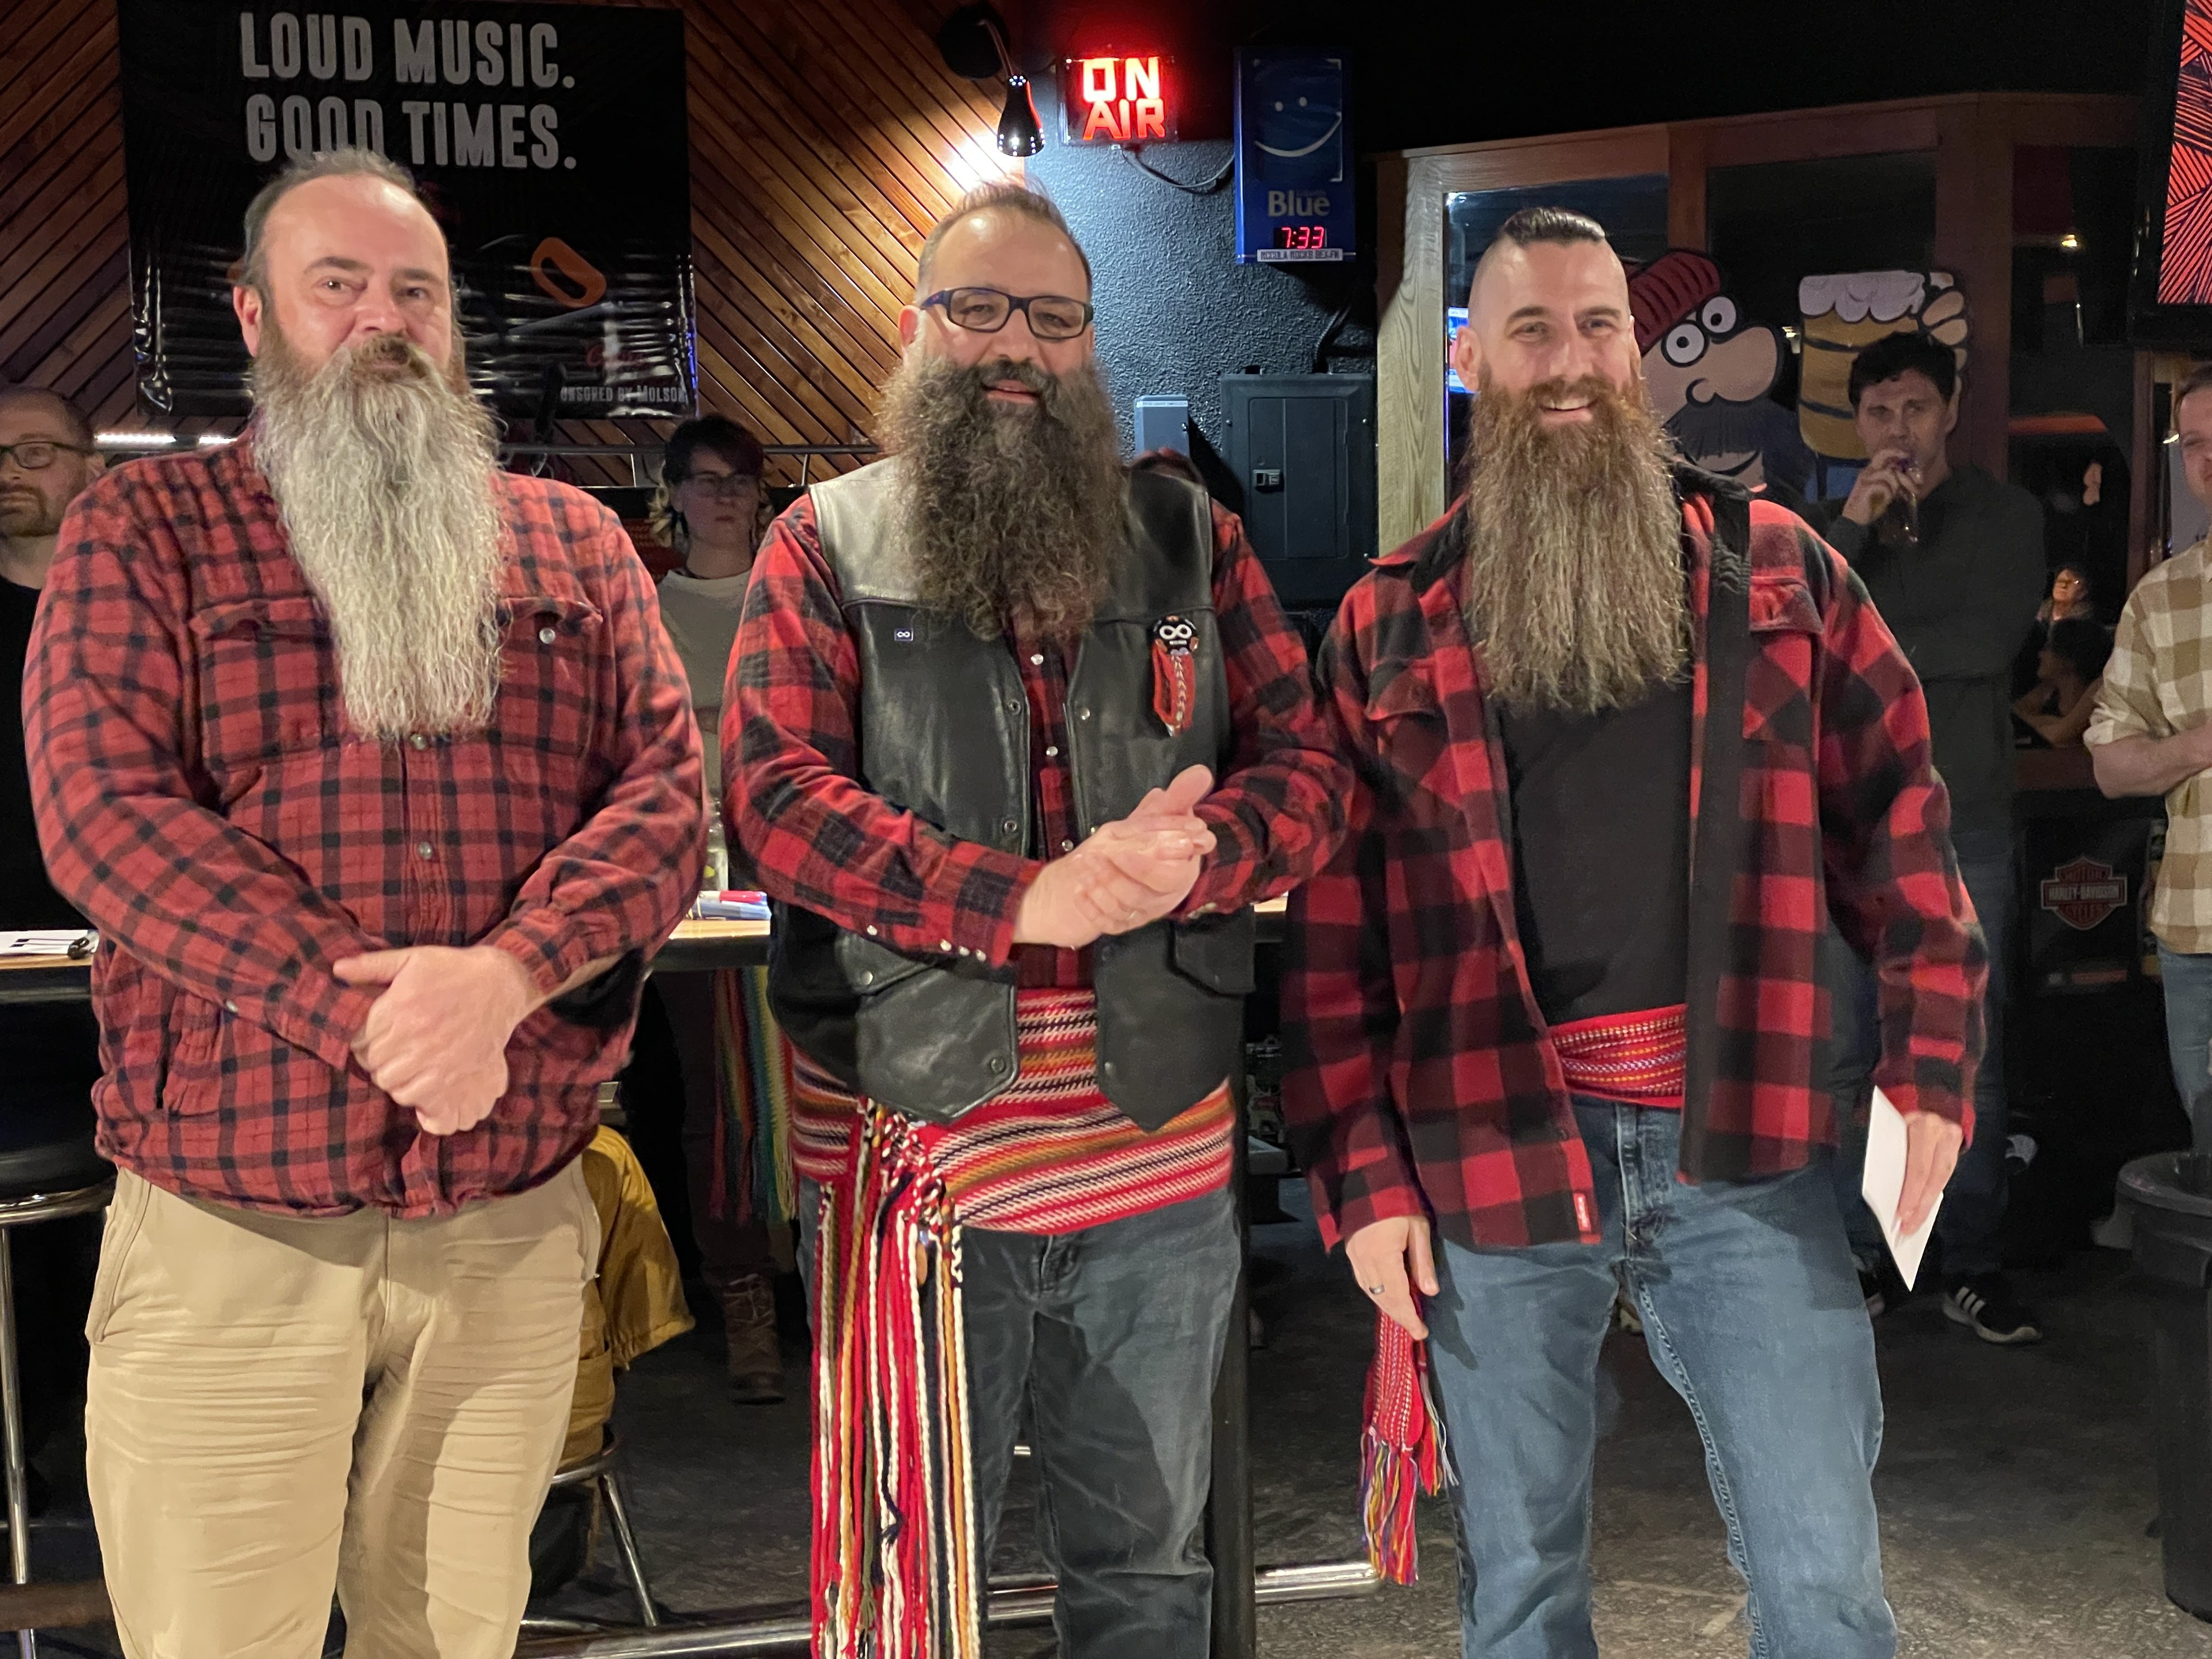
left=1664, top=393, right=1802, bottom=459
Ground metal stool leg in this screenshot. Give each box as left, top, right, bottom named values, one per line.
left=596, top=1469, right=659, bottom=1628
left=0, top=1231, right=36, bottom=1659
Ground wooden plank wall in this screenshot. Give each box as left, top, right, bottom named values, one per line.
left=0, top=0, right=1014, bottom=486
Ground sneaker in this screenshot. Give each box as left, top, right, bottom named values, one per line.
left=1858, top=1268, right=1887, bottom=1319
left=1942, top=1273, right=2043, bottom=1345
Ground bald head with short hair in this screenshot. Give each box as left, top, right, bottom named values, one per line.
left=0, top=387, right=94, bottom=451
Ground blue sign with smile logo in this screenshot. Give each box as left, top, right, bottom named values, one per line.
left=1234, top=49, right=1354, bottom=266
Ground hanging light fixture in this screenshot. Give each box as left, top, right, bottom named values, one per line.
left=997, top=74, right=1043, bottom=157
left=938, top=4, right=1041, bottom=159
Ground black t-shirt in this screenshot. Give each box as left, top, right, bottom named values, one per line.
left=3, top=575, right=100, bottom=1108
left=1499, top=678, right=1692, bottom=1026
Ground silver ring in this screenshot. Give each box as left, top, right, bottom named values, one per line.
left=1363, top=1284, right=1386, bottom=1296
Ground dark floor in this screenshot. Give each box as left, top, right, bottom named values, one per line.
left=21, top=1183, right=2212, bottom=1657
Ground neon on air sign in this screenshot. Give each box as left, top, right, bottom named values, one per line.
left=1059, top=55, right=1176, bottom=145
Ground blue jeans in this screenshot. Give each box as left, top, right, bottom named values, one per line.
left=1428, top=1099, right=1893, bottom=1659
left=1825, top=826, right=2012, bottom=1277
left=2157, top=944, right=2212, bottom=1151
left=962, top=1187, right=1240, bottom=1658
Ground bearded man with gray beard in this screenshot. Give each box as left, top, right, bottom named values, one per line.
left=24, top=149, right=703, bottom=1659
left=730, top=182, right=1350, bottom=1659
left=1283, top=207, right=1988, bottom=1659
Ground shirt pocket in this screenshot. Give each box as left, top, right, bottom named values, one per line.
left=496, top=594, right=605, bottom=758
left=1743, top=577, right=1823, bottom=752
left=188, top=596, right=337, bottom=771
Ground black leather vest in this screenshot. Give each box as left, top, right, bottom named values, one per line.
left=768, top=458, right=1255, bottom=1130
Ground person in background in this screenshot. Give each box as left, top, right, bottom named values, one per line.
left=733, top=181, right=1350, bottom=1657
left=2090, top=362, right=2212, bottom=1152
left=1811, top=328, right=2045, bottom=1345
left=24, top=149, right=703, bottom=1659
left=2042, top=561, right=2096, bottom=626
left=636, top=413, right=791, bottom=1404
left=1285, top=205, right=1982, bottom=1659
left=0, top=385, right=106, bottom=1500
left=2014, top=616, right=2111, bottom=748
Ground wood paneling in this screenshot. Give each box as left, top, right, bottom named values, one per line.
left=0, top=0, right=1011, bottom=483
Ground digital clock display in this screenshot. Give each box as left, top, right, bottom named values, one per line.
left=1274, top=223, right=1328, bottom=251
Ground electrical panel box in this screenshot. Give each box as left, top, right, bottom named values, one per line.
left=1220, top=374, right=1375, bottom=608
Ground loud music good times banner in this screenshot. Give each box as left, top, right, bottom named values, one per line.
left=119, top=0, right=693, bottom=419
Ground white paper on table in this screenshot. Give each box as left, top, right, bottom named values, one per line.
left=1861, top=1087, right=1942, bottom=1291
left=0, top=930, right=91, bottom=958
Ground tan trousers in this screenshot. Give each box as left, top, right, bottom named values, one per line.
left=85, top=1163, right=599, bottom=1659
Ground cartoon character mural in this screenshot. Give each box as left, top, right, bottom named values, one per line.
left=1797, top=270, right=1971, bottom=497
left=1627, top=251, right=1815, bottom=498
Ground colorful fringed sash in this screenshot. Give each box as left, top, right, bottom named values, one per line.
left=708, top=966, right=797, bottom=1228
left=1359, top=1309, right=1452, bottom=1584
left=811, top=1103, right=982, bottom=1659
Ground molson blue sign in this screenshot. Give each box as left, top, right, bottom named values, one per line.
left=1233, top=49, right=1353, bottom=266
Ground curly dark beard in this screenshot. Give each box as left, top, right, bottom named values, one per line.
left=876, top=352, right=1126, bottom=638
left=1459, top=371, right=1689, bottom=715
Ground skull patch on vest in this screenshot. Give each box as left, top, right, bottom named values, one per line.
left=1151, top=614, right=1199, bottom=736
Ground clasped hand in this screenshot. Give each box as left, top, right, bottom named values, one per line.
left=1012, top=765, right=1218, bottom=950
left=334, top=945, right=538, bottom=1136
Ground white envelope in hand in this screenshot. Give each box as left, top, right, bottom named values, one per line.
left=1861, top=1087, right=1942, bottom=1291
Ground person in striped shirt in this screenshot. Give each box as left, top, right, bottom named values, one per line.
left=729, top=182, right=1348, bottom=1658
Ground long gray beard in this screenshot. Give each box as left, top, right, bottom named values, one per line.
left=876, top=351, right=1126, bottom=639
left=254, top=331, right=505, bottom=740
left=1460, top=373, right=1690, bottom=715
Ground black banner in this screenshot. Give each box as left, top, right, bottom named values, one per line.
left=119, top=0, right=692, bottom=420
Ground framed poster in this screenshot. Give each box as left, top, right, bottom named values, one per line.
left=119, top=0, right=694, bottom=419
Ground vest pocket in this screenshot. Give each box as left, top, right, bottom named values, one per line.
left=1170, top=908, right=1257, bottom=995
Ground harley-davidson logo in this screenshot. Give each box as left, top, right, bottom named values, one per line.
left=2040, top=856, right=2129, bottom=931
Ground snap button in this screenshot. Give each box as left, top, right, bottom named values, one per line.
left=865, top=925, right=878, bottom=936
left=1060, top=839, right=1075, bottom=853
left=538, top=625, right=557, bottom=644
left=939, top=939, right=952, bottom=952
left=1030, top=653, right=1043, bottom=665
left=1044, top=746, right=1059, bottom=758
left=409, top=734, right=427, bottom=749
left=225, top=1001, right=239, bottom=1014
left=987, top=1056, right=1009, bottom=1074
left=1002, top=818, right=1018, bottom=835
left=1077, top=707, right=1092, bottom=720
left=1004, top=697, right=1022, bottom=714
left=415, top=842, right=435, bottom=860
left=857, top=970, right=874, bottom=986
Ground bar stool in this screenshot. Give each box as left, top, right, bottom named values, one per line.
left=0, top=1095, right=112, bottom=1659
left=537, top=1429, right=659, bottom=1629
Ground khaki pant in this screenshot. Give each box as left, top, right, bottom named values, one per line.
left=86, top=1163, right=599, bottom=1659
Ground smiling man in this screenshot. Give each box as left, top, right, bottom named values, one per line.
left=25, top=149, right=702, bottom=1658
left=732, top=182, right=1348, bottom=1657
left=1284, top=206, right=1987, bottom=1659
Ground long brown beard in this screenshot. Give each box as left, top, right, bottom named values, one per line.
left=253, top=325, right=506, bottom=740
left=876, top=351, right=1126, bottom=637
left=1459, top=372, right=1689, bottom=715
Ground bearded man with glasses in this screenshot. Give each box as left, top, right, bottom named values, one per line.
left=731, top=181, right=1350, bottom=1658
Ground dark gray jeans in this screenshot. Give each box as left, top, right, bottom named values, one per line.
left=968, top=1185, right=1240, bottom=1658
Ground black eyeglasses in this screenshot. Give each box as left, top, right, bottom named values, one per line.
left=676, top=471, right=759, bottom=500
left=0, top=440, right=92, bottom=472
left=921, top=287, right=1094, bottom=341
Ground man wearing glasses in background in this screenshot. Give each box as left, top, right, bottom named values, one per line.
left=732, top=182, right=1349, bottom=1656
left=0, top=387, right=105, bottom=1507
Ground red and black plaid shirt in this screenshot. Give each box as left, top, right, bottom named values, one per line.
left=729, top=493, right=1349, bottom=989
left=1283, top=476, right=1987, bottom=1252
left=25, top=438, right=704, bottom=1218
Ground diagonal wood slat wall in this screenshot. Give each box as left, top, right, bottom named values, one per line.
left=0, top=0, right=1017, bottom=484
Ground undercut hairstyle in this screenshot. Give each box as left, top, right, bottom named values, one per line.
left=1848, top=329, right=1958, bottom=409
left=0, top=386, right=94, bottom=449
left=1471, top=205, right=1611, bottom=297
left=2176, top=361, right=2212, bottom=422
left=240, top=147, right=424, bottom=294
left=915, top=182, right=1092, bottom=297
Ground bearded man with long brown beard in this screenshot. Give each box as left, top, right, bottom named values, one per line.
left=730, top=182, right=1349, bottom=1659
left=1284, top=207, right=1988, bottom=1659
left=25, top=149, right=703, bottom=1658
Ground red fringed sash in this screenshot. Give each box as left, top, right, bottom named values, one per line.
left=1358, top=1309, right=1451, bottom=1585
left=810, top=1105, right=983, bottom=1659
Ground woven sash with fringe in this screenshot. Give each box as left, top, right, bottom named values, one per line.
left=811, top=1105, right=981, bottom=1659
left=1359, top=1308, right=1452, bottom=1583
